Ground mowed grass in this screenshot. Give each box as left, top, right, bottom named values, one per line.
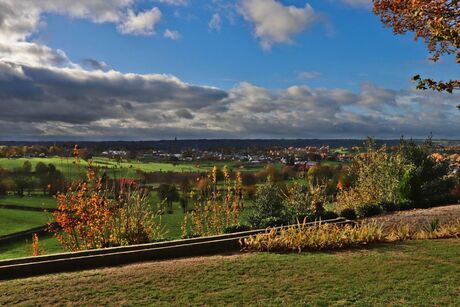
left=0, top=209, right=51, bottom=236
left=0, top=234, right=63, bottom=260
left=0, top=195, right=57, bottom=209
left=0, top=157, right=204, bottom=180
left=0, top=239, right=458, bottom=306
left=0, top=157, right=87, bottom=179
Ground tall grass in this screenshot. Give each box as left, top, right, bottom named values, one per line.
left=242, top=219, right=460, bottom=252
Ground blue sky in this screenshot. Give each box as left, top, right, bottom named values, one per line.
left=38, top=0, right=446, bottom=91
left=0, top=0, right=458, bottom=140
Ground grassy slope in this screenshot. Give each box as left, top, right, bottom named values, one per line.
left=0, top=195, right=57, bottom=209
left=0, top=239, right=458, bottom=306
left=0, top=209, right=51, bottom=236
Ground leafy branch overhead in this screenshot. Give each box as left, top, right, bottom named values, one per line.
left=373, top=0, right=459, bottom=94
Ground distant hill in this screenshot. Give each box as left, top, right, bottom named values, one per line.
left=0, top=139, right=429, bottom=152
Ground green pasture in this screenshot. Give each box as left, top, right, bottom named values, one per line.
left=1, top=239, right=458, bottom=305
left=0, top=157, right=221, bottom=180
left=0, top=195, right=57, bottom=209
left=0, top=234, right=63, bottom=260
left=0, top=209, right=51, bottom=237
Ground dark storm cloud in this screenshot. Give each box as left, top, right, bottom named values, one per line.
left=0, top=59, right=459, bottom=140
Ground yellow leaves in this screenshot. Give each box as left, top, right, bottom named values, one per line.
left=51, top=161, right=114, bottom=251
left=182, top=165, right=243, bottom=238
left=243, top=219, right=460, bottom=252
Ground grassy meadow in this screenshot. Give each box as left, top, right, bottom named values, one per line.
left=1, top=239, right=458, bottom=305
left=0, top=209, right=51, bottom=237
left=0, top=195, right=57, bottom=209
left=0, top=234, right=63, bottom=260
left=0, top=157, right=204, bottom=180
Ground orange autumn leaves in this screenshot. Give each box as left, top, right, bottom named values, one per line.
left=373, top=0, right=459, bottom=93
left=51, top=161, right=113, bottom=251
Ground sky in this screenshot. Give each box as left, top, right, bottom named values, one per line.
left=0, top=0, right=458, bottom=141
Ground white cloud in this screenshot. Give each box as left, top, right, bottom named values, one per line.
left=154, top=0, right=188, bottom=6
left=239, top=0, right=317, bottom=49
left=118, top=8, right=162, bottom=36
left=297, top=71, right=321, bottom=80
left=0, top=1, right=168, bottom=41
left=208, top=13, right=222, bottom=31
left=338, top=0, right=372, bottom=9
left=163, top=29, right=181, bottom=40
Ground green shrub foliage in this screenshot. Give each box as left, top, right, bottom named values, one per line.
left=248, top=180, right=287, bottom=228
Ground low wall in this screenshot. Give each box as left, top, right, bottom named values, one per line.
left=0, top=218, right=353, bottom=280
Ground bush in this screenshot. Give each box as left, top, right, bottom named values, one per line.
left=318, top=211, right=339, bottom=221
left=243, top=221, right=385, bottom=252
left=380, top=201, right=400, bottom=212
left=398, top=199, right=415, bottom=211
left=356, top=203, right=383, bottom=218
left=283, top=181, right=329, bottom=223
left=110, top=191, right=165, bottom=246
left=339, top=208, right=357, bottom=220
left=242, top=219, right=460, bottom=252
left=181, top=167, right=243, bottom=238
left=223, top=224, right=251, bottom=234
left=259, top=217, right=289, bottom=228
left=248, top=181, right=286, bottom=228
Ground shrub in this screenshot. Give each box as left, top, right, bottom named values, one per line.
left=242, top=221, right=385, bottom=252
left=380, top=201, right=400, bottom=212
left=259, top=217, right=289, bottom=228
left=283, top=181, right=329, bottom=223
left=356, top=203, right=383, bottom=218
left=248, top=180, right=286, bottom=228
left=223, top=224, right=251, bottom=234
left=242, top=219, right=460, bottom=253
left=52, top=160, right=164, bottom=251
left=181, top=167, right=243, bottom=237
left=52, top=162, right=114, bottom=251
left=109, top=190, right=165, bottom=246
left=398, top=138, right=454, bottom=207
left=336, top=139, right=412, bottom=212
left=398, top=199, right=415, bottom=211
left=339, top=208, right=357, bottom=220
left=318, top=211, right=339, bottom=221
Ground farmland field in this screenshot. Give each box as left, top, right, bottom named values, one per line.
left=1, top=239, right=458, bottom=305
left=0, top=157, right=263, bottom=180
left=0, top=209, right=51, bottom=236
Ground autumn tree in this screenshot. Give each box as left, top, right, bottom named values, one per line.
left=373, top=0, right=459, bottom=94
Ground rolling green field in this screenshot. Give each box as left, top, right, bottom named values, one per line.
left=1, top=239, right=458, bottom=305
left=0, top=195, right=57, bottom=209
left=0, top=209, right=51, bottom=237
left=0, top=157, right=274, bottom=182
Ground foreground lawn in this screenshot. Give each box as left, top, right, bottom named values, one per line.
left=0, top=209, right=51, bottom=236
left=0, top=195, right=57, bottom=209
left=1, top=239, right=458, bottom=306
